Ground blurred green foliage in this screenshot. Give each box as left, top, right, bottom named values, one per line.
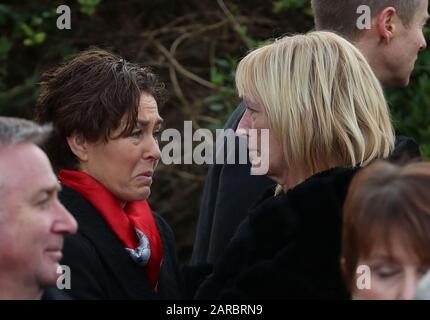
left=0, top=1, right=100, bottom=117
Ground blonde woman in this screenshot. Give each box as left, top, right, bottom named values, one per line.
left=196, top=31, right=401, bottom=299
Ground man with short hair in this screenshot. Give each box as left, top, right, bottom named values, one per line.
left=192, top=0, right=429, bottom=266
left=312, top=0, right=428, bottom=87
left=0, top=117, right=78, bottom=299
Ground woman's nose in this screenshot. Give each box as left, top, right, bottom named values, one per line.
left=236, top=110, right=251, bottom=137
left=398, top=271, right=419, bottom=300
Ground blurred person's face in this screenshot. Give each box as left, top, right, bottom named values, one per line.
left=351, top=234, right=430, bottom=300
left=0, top=144, right=77, bottom=297
left=79, top=93, right=162, bottom=204
left=379, top=1, right=428, bottom=87
left=236, top=96, right=290, bottom=189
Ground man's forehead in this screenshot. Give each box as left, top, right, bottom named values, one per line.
left=0, top=144, right=56, bottom=188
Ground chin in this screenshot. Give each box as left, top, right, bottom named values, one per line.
left=401, top=77, right=411, bottom=87
left=132, top=188, right=151, bottom=201
left=38, top=264, right=61, bottom=288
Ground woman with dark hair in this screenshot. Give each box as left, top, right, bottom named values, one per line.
left=343, top=160, right=430, bottom=300
left=36, top=48, right=182, bottom=299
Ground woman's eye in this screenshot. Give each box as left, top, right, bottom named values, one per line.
left=374, top=266, right=400, bottom=279
left=248, top=108, right=256, bottom=118
left=130, top=130, right=143, bottom=138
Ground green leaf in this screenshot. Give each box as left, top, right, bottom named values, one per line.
left=20, top=23, right=34, bottom=37
left=208, top=103, right=224, bottom=112
left=79, top=0, right=102, bottom=16
left=34, top=32, right=46, bottom=44
left=31, top=16, right=43, bottom=26
left=210, top=68, right=224, bottom=86
left=23, top=38, right=33, bottom=46
left=215, top=59, right=230, bottom=68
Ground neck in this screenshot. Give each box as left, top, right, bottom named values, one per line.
left=73, top=167, right=128, bottom=209
left=276, top=170, right=300, bottom=193
left=0, top=276, right=43, bottom=300
left=354, top=38, right=390, bottom=88
left=281, top=176, right=299, bottom=193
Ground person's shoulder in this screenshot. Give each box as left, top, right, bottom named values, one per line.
left=58, top=185, right=98, bottom=218
left=249, top=167, right=358, bottom=225
left=286, top=167, right=358, bottom=210
left=246, top=167, right=358, bottom=253
left=152, top=211, right=174, bottom=237
left=291, top=166, right=358, bottom=195
left=151, top=211, right=178, bottom=259
left=41, top=287, right=72, bottom=300
left=390, top=134, right=422, bottom=162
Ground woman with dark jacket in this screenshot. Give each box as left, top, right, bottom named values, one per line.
left=195, top=31, right=403, bottom=299
left=36, top=48, right=183, bottom=299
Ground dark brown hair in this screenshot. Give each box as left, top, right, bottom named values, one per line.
left=36, top=48, right=166, bottom=172
left=311, top=0, right=422, bottom=40
left=342, top=160, right=430, bottom=290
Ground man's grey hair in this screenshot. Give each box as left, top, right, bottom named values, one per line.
left=0, top=116, right=52, bottom=146
left=0, top=117, right=52, bottom=201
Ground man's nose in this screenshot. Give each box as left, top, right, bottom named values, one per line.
left=53, top=201, right=78, bottom=235
left=419, top=34, right=427, bottom=52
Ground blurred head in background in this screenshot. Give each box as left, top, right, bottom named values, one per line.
left=312, top=0, right=429, bottom=88
left=0, top=117, right=77, bottom=299
left=343, top=160, right=430, bottom=300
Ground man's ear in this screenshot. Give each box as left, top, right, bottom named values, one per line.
left=376, top=7, right=397, bottom=43
left=66, top=133, right=89, bottom=162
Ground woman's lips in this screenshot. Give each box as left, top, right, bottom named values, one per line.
left=136, top=172, right=153, bottom=184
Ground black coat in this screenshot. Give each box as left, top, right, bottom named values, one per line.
left=59, top=186, right=183, bottom=299
left=195, top=167, right=358, bottom=299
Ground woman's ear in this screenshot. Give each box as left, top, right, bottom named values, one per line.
left=66, top=133, right=89, bottom=162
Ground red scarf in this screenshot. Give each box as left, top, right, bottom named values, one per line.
left=59, top=169, right=163, bottom=291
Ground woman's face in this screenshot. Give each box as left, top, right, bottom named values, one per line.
left=236, top=96, right=289, bottom=187
left=352, top=234, right=430, bottom=300
left=81, top=93, right=162, bottom=203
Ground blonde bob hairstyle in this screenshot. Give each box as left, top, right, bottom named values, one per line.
left=235, top=31, right=395, bottom=184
